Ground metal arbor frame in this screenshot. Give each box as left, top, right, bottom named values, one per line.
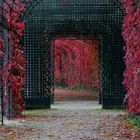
left=0, top=0, right=126, bottom=121
left=0, top=0, right=7, bottom=125
left=0, top=41, right=4, bottom=125
left=0, top=0, right=47, bottom=122
left=22, top=0, right=125, bottom=109
left=0, top=0, right=27, bottom=123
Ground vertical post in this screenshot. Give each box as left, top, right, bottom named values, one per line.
left=7, top=33, right=12, bottom=120
left=50, top=40, right=55, bottom=104
left=7, top=5, right=14, bottom=119
left=0, top=54, right=4, bottom=123
left=1, top=84, right=4, bottom=125
left=98, top=35, right=103, bottom=105
left=0, top=46, right=4, bottom=125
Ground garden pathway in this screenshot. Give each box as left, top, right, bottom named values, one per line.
left=54, top=88, right=98, bottom=101
left=0, top=89, right=139, bottom=140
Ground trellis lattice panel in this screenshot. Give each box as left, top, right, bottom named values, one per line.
left=23, top=16, right=51, bottom=108
left=22, top=0, right=125, bottom=109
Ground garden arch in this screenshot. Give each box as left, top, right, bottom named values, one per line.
left=22, top=0, right=126, bottom=109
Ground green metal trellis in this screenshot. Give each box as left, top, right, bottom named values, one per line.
left=0, top=0, right=126, bottom=119
left=22, top=0, right=126, bottom=109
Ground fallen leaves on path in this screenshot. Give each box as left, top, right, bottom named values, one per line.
left=0, top=110, right=139, bottom=140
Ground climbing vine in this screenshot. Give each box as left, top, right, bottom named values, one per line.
left=3, top=0, right=26, bottom=117
left=121, top=0, right=140, bottom=114
left=0, top=0, right=139, bottom=116
left=54, top=38, right=99, bottom=90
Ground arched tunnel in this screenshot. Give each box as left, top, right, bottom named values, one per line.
left=21, top=0, right=125, bottom=109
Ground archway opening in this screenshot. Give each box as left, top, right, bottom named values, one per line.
left=53, top=36, right=100, bottom=102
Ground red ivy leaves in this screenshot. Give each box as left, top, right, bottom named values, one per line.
left=0, top=36, right=4, bottom=57
left=122, top=0, right=140, bottom=114
left=54, top=39, right=99, bottom=89
left=121, top=0, right=135, bottom=14
left=2, top=0, right=140, bottom=116
left=3, top=0, right=26, bottom=117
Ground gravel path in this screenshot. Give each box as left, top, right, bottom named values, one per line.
left=0, top=101, right=139, bottom=140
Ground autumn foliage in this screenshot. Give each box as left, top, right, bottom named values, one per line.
left=54, top=38, right=99, bottom=90
left=2, top=0, right=26, bottom=117
left=121, top=0, right=140, bottom=114
left=0, top=0, right=139, bottom=117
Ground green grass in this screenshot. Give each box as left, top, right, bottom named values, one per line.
left=128, top=115, right=140, bottom=129
left=103, top=109, right=126, bottom=112
left=22, top=109, right=50, bottom=116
